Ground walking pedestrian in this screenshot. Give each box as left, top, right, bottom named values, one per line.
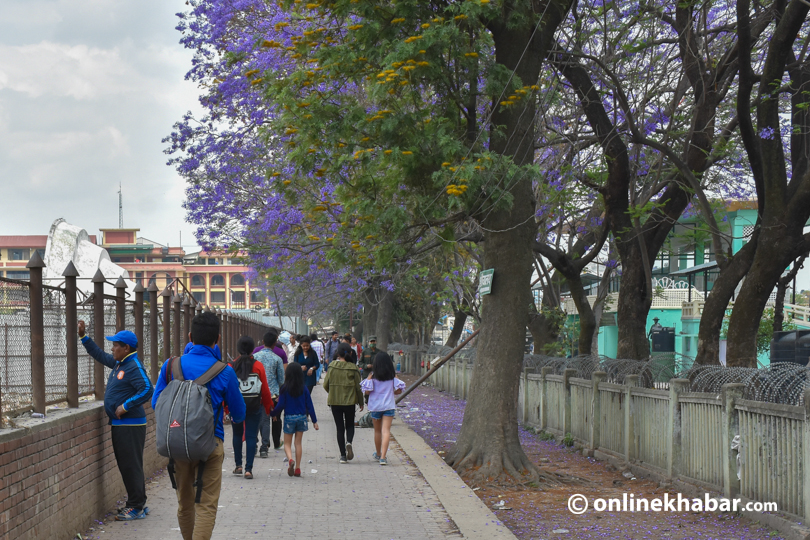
left=151, top=311, right=246, bottom=539
left=361, top=352, right=405, bottom=466
left=255, top=331, right=285, bottom=456
left=325, top=331, right=340, bottom=366
left=310, top=332, right=325, bottom=380
left=270, top=362, right=319, bottom=477
left=229, top=336, right=274, bottom=479
left=293, top=335, right=320, bottom=394
left=78, top=321, right=153, bottom=520
left=351, top=336, right=363, bottom=359
left=359, top=336, right=378, bottom=379
left=322, top=343, right=364, bottom=463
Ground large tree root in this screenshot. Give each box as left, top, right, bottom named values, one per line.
left=446, top=442, right=591, bottom=488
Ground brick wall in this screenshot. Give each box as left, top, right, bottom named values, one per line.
left=0, top=402, right=166, bottom=539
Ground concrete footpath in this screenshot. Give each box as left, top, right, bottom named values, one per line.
left=85, top=381, right=514, bottom=540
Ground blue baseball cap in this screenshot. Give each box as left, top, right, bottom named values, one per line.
left=106, top=330, right=138, bottom=349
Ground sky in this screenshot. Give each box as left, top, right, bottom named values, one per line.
left=0, top=0, right=202, bottom=251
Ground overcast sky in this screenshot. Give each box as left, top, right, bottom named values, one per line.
left=0, top=0, right=202, bottom=251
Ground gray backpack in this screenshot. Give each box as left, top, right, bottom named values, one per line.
left=155, top=357, right=226, bottom=502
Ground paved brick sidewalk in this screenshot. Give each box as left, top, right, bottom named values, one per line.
left=83, top=382, right=461, bottom=540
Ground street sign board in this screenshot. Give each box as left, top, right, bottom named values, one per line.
left=478, top=269, right=494, bottom=296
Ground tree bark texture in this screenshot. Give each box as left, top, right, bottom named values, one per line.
left=449, top=0, right=571, bottom=482
left=375, top=287, right=394, bottom=351
left=361, top=287, right=378, bottom=344
left=445, top=307, right=468, bottom=348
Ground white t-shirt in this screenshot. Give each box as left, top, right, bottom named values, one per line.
left=311, top=340, right=325, bottom=362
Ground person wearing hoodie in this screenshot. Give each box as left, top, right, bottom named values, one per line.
left=322, top=343, right=364, bottom=463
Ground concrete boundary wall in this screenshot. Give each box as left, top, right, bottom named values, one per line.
left=0, top=402, right=166, bottom=539
left=401, top=350, right=810, bottom=526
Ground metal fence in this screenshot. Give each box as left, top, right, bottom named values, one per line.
left=0, top=256, right=275, bottom=426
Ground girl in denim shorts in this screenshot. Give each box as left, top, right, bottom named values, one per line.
left=360, top=352, right=405, bottom=466
left=270, top=362, right=319, bottom=477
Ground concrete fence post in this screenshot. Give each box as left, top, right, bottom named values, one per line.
left=562, top=368, right=576, bottom=436
left=540, top=366, right=552, bottom=431
left=590, top=371, right=606, bottom=452
left=721, top=383, right=745, bottom=499
left=624, top=374, right=639, bottom=463
left=27, top=252, right=46, bottom=414
left=92, top=269, right=106, bottom=400
left=667, top=378, right=690, bottom=479
left=64, top=262, right=80, bottom=408
left=520, top=366, right=531, bottom=423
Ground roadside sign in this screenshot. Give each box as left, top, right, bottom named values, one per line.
left=478, top=269, right=494, bottom=296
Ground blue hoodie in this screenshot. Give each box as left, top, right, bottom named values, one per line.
left=80, top=336, right=153, bottom=426
left=152, top=344, right=246, bottom=440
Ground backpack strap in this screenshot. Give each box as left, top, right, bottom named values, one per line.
left=195, top=360, right=227, bottom=385
left=194, top=460, right=206, bottom=504
left=169, top=356, right=184, bottom=383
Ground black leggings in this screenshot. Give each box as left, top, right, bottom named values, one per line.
left=331, top=405, right=356, bottom=456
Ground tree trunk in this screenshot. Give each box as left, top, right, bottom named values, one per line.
left=445, top=306, right=469, bottom=348
left=615, top=254, right=653, bottom=359
left=726, top=233, right=800, bottom=366
left=361, top=287, right=378, bottom=344
left=375, top=287, right=394, bottom=351
left=568, top=275, right=597, bottom=356
left=528, top=304, right=562, bottom=354
left=694, top=238, right=758, bottom=365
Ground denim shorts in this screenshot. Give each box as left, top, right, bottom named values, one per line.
left=370, top=409, right=395, bottom=420
left=283, top=414, right=308, bottom=434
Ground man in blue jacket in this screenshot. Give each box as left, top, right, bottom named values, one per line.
left=152, top=311, right=245, bottom=540
left=78, top=320, right=153, bottom=521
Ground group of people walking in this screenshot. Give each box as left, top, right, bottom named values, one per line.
left=77, top=312, right=404, bottom=540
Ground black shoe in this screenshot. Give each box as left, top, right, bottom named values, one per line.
left=260, top=448, right=268, bottom=458
left=339, top=455, right=348, bottom=464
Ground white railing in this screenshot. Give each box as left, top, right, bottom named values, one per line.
left=404, top=351, right=810, bottom=521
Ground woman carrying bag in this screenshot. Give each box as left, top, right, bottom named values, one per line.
left=322, top=343, right=364, bottom=463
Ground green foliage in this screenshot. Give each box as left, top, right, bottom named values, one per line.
left=537, top=430, right=555, bottom=441
left=562, top=432, right=575, bottom=447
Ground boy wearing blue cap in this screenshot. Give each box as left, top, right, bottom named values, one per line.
left=78, top=320, right=154, bottom=521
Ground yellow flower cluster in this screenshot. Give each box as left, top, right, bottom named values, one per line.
left=347, top=24, right=363, bottom=30
left=262, top=40, right=282, bottom=48
left=391, top=17, right=406, bottom=23
left=446, top=184, right=468, bottom=196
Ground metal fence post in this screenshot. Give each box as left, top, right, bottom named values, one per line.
left=92, top=269, right=106, bottom=400
left=173, top=294, right=182, bottom=357
left=667, top=378, right=690, bottom=479
left=64, top=262, right=80, bottom=408
left=27, top=252, right=46, bottom=414
left=161, top=287, right=172, bottom=361
left=183, top=296, right=191, bottom=347
left=115, top=276, right=127, bottom=332
left=803, top=387, right=810, bottom=519
left=624, top=374, right=639, bottom=463
left=562, top=368, right=576, bottom=437
left=721, top=383, right=744, bottom=499
left=148, top=282, right=159, bottom=383
left=134, top=283, right=144, bottom=364
left=590, top=371, right=606, bottom=453
left=221, top=310, right=228, bottom=360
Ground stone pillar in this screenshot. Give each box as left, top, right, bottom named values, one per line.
left=540, top=366, right=553, bottom=431
left=563, top=368, right=576, bottom=437
left=590, top=371, right=607, bottom=452
left=624, top=375, right=639, bottom=463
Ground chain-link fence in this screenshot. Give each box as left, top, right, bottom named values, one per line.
left=0, top=278, right=32, bottom=419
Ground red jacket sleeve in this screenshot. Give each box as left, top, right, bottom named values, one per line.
left=254, top=361, right=274, bottom=414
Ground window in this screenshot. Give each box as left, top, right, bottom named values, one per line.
left=10, top=249, right=30, bottom=261
left=210, top=291, right=225, bottom=304
left=211, top=274, right=225, bottom=286
left=7, top=271, right=30, bottom=280
left=191, top=275, right=205, bottom=287
left=232, top=291, right=245, bottom=304
left=208, top=258, right=218, bottom=265
left=250, top=290, right=264, bottom=303
left=231, top=274, right=245, bottom=286
left=685, top=337, right=691, bottom=352
left=193, top=292, right=205, bottom=303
